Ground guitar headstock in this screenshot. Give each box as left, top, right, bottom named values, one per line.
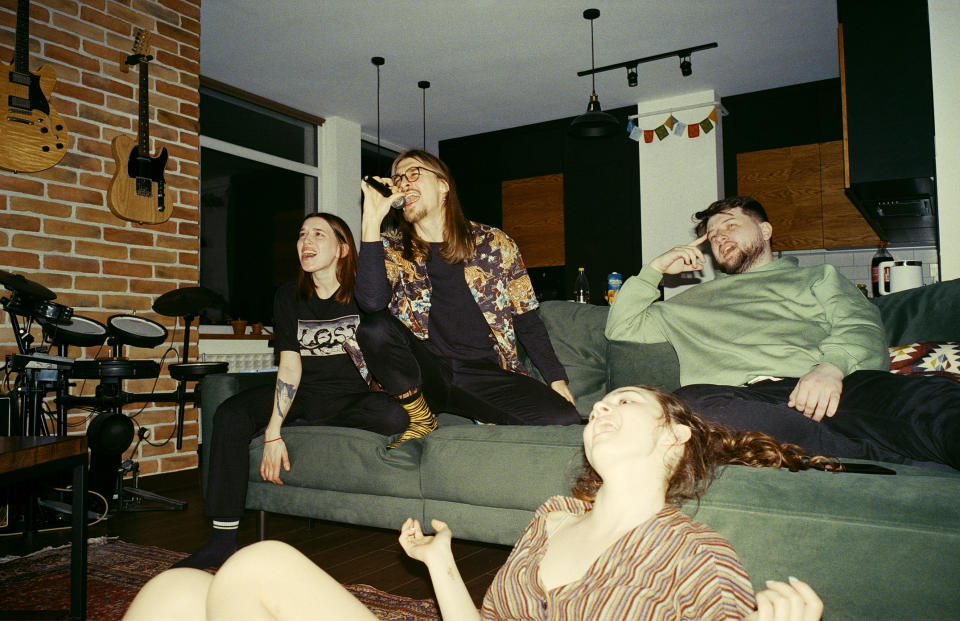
left=124, top=28, right=153, bottom=67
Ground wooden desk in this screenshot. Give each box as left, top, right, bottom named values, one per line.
left=0, top=436, right=88, bottom=620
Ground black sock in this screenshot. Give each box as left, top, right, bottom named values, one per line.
left=171, top=520, right=239, bottom=569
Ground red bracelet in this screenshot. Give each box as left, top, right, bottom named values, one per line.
left=264, top=437, right=283, bottom=443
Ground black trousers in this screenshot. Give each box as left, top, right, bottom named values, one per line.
left=357, top=311, right=581, bottom=426
left=204, top=383, right=407, bottom=519
left=675, top=371, right=960, bottom=469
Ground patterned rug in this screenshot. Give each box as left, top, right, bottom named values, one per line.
left=0, top=538, right=441, bottom=620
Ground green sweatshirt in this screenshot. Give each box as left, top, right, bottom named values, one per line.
left=605, top=257, right=889, bottom=387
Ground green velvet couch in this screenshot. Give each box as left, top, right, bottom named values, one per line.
left=199, top=278, right=960, bottom=620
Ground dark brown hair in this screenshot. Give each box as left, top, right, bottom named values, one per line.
left=295, top=212, right=357, bottom=305
left=391, top=149, right=474, bottom=264
left=571, top=386, right=840, bottom=506
left=693, top=196, right=769, bottom=237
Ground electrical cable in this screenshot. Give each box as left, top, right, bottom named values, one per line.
left=0, top=487, right=110, bottom=536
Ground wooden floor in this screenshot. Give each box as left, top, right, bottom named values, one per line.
left=7, top=469, right=512, bottom=608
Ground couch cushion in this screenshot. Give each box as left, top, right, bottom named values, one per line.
left=872, top=278, right=959, bottom=345
left=248, top=426, right=422, bottom=498
left=420, top=424, right=585, bottom=510
left=607, top=340, right=681, bottom=392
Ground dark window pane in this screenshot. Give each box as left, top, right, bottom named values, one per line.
left=200, top=148, right=316, bottom=324
left=200, top=89, right=316, bottom=165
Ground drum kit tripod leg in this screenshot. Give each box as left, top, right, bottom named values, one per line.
left=2, top=271, right=228, bottom=520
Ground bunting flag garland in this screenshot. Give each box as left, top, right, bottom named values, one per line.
left=628, top=107, right=719, bottom=142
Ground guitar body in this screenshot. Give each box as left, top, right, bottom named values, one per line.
left=0, top=60, right=69, bottom=172
left=107, top=133, right=171, bottom=224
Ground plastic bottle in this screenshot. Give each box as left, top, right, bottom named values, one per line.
left=870, top=242, right=893, bottom=297
left=573, top=267, right=590, bottom=304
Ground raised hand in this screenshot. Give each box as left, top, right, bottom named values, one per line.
left=398, top=517, right=454, bottom=565
left=649, top=234, right=709, bottom=275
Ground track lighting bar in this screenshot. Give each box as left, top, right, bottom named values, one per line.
left=576, top=41, right=718, bottom=77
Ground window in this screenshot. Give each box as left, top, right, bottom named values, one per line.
left=199, top=87, right=320, bottom=324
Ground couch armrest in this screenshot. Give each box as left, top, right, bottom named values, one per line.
left=199, top=371, right=277, bottom=494
left=872, top=278, right=960, bottom=345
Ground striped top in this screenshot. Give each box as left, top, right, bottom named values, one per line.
left=480, top=496, right=756, bottom=620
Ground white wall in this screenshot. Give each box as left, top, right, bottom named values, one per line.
left=636, top=90, right=723, bottom=296
left=319, top=116, right=362, bottom=243
left=929, top=0, right=960, bottom=280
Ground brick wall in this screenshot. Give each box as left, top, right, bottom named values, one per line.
left=1, top=0, right=201, bottom=476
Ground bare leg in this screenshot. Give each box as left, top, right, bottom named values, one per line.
left=123, top=567, right=213, bottom=620
left=207, top=540, right=378, bottom=621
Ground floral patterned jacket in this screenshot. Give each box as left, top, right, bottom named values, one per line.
left=382, top=222, right=538, bottom=374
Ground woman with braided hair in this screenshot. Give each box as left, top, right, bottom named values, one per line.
left=125, top=385, right=825, bottom=621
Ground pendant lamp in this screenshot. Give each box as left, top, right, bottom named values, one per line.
left=418, top=80, right=430, bottom=149
left=569, top=8, right=620, bottom=138
left=372, top=56, right=386, bottom=172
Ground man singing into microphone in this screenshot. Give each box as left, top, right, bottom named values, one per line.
left=358, top=150, right=580, bottom=448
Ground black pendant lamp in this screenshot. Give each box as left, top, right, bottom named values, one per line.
left=569, top=8, right=620, bottom=138
left=372, top=56, right=386, bottom=173
left=418, top=80, right=430, bottom=149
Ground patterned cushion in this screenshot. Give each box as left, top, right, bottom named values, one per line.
left=888, top=341, right=960, bottom=382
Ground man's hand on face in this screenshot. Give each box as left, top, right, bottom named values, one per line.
left=649, top=234, right=709, bottom=275
left=788, top=363, right=844, bottom=422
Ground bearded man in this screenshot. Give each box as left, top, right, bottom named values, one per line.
left=606, top=196, right=959, bottom=469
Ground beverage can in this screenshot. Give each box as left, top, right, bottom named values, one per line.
left=607, top=272, right=623, bottom=305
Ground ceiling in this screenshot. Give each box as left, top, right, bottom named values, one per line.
left=200, top=1, right=841, bottom=154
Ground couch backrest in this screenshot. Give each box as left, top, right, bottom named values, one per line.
left=536, top=278, right=960, bottom=409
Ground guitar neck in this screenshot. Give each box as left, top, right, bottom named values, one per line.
left=137, top=59, right=150, bottom=156
left=14, top=0, right=31, bottom=74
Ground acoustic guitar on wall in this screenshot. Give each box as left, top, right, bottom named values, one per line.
left=107, top=30, right=171, bottom=224
left=0, top=0, right=70, bottom=173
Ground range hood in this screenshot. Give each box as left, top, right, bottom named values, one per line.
left=846, top=177, right=938, bottom=245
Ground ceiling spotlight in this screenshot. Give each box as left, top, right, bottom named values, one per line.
left=679, top=54, right=692, bottom=77
left=626, top=64, right=638, bottom=87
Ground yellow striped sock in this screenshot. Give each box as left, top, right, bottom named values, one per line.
left=387, top=393, right=438, bottom=449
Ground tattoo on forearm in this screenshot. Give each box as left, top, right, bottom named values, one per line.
left=274, top=379, right=297, bottom=419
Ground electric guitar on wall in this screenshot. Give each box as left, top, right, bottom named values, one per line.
left=0, top=0, right=70, bottom=173
left=107, top=30, right=171, bottom=224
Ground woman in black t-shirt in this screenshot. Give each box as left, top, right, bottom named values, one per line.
left=174, top=213, right=406, bottom=570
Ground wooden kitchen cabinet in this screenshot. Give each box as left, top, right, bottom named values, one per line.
left=737, top=140, right=879, bottom=251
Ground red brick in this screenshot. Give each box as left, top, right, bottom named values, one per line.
left=44, top=43, right=100, bottom=72
left=28, top=272, right=73, bottom=292
left=48, top=184, right=104, bottom=205
left=46, top=95, right=77, bottom=118
left=76, top=205, right=117, bottom=225
left=105, top=93, right=137, bottom=116
left=78, top=102, right=132, bottom=130
left=60, top=150, right=103, bottom=172
left=12, top=233, right=72, bottom=253
left=75, top=239, right=128, bottom=260
left=31, top=23, right=79, bottom=49
left=44, top=254, right=100, bottom=273
left=155, top=233, right=195, bottom=251
left=81, top=73, right=134, bottom=99
left=0, top=250, right=41, bottom=269
left=81, top=39, right=125, bottom=64
left=55, top=81, right=106, bottom=106
left=178, top=132, right=198, bottom=148
left=180, top=15, right=199, bottom=37
left=10, top=196, right=74, bottom=218
left=149, top=63, right=178, bottom=85
left=138, top=218, right=177, bottom=235
left=55, top=291, right=100, bottom=310
left=43, top=60, right=81, bottom=86
left=178, top=219, right=199, bottom=238
left=150, top=92, right=179, bottom=115
left=155, top=48, right=197, bottom=74
left=103, top=227, right=154, bottom=246
left=178, top=43, right=199, bottom=65
left=51, top=12, right=106, bottom=42
left=76, top=137, right=113, bottom=159
left=177, top=190, right=198, bottom=209
left=158, top=453, right=198, bottom=472
left=164, top=143, right=198, bottom=163
left=131, top=0, right=179, bottom=24
left=44, top=219, right=102, bottom=239
left=0, top=213, right=42, bottom=232
left=130, top=278, right=176, bottom=295
left=151, top=124, right=177, bottom=143
left=154, top=265, right=197, bottom=281
left=105, top=2, right=152, bottom=31
left=179, top=102, right=198, bottom=119
left=0, top=175, right=45, bottom=196
left=101, top=293, right=153, bottom=311
left=178, top=161, right=199, bottom=178
left=80, top=5, right=133, bottom=36
left=103, top=259, right=152, bottom=278
left=156, top=80, right=199, bottom=104
left=35, top=0, right=79, bottom=17
left=78, top=172, right=112, bottom=191
left=178, top=251, right=197, bottom=266
left=157, top=0, right=199, bottom=21
left=75, top=275, right=127, bottom=292
left=130, top=247, right=176, bottom=263
left=33, top=165, right=79, bottom=185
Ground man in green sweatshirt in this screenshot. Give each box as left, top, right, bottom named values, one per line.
left=606, top=196, right=958, bottom=469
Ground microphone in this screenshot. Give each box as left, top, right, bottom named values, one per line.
left=363, top=176, right=406, bottom=209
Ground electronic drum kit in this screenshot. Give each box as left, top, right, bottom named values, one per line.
left=1, top=269, right=228, bottom=512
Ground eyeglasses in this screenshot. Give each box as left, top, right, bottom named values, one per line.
left=391, top=166, right=440, bottom=186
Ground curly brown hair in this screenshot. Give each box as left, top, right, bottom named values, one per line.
left=571, top=386, right=841, bottom=506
